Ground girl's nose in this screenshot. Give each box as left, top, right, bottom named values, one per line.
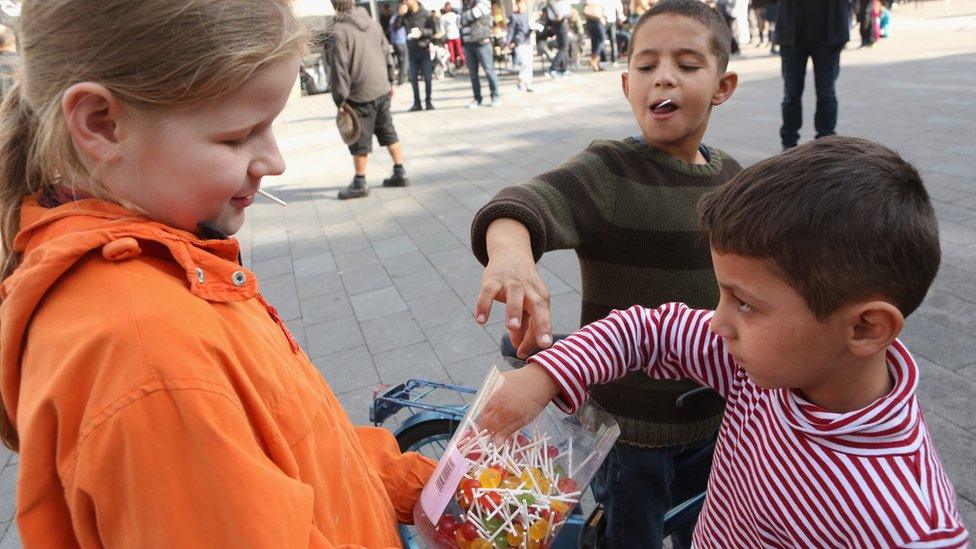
left=654, top=65, right=678, bottom=88
left=251, top=131, right=286, bottom=178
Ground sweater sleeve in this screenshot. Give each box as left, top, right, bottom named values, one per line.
left=470, top=143, right=616, bottom=266
left=527, top=303, right=738, bottom=413
left=66, top=387, right=367, bottom=548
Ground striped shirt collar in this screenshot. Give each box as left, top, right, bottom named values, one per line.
left=772, top=340, right=923, bottom=457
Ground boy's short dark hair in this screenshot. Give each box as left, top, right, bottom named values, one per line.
left=699, top=136, right=940, bottom=320
left=628, top=0, right=733, bottom=72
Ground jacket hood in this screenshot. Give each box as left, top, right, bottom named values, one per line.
left=337, top=6, right=374, bottom=31
left=0, top=197, right=256, bottom=426
left=772, top=339, right=923, bottom=457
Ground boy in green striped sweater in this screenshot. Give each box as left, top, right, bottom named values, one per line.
left=469, top=0, right=740, bottom=546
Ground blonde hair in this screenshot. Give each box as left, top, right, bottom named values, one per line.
left=0, top=0, right=306, bottom=451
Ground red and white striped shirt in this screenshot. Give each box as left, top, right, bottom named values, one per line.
left=529, top=303, right=970, bottom=548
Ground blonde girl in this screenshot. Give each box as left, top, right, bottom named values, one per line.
left=0, top=1, right=434, bottom=546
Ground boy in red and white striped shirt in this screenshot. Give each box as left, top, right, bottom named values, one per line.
left=485, top=136, right=970, bottom=548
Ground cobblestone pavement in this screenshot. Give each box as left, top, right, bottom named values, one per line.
left=0, top=1, right=974, bottom=545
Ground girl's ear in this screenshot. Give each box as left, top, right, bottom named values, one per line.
left=848, top=301, right=904, bottom=358
left=62, top=83, right=126, bottom=164
left=621, top=71, right=630, bottom=99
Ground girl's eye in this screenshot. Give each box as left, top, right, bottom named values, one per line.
left=680, top=65, right=700, bottom=71
left=223, top=133, right=251, bottom=147
left=636, top=65, right=655, bottom=72
left=735, top=297, right=754, bottom=313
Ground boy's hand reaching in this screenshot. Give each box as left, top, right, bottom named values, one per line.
left=479, top=364, right=561, bottom=442
left=476, top=218, right=553, bottom=359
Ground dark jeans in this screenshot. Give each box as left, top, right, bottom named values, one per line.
left=586, top=19, right=605, bottom=56
left=591, top=436, right=717, bottom=548
left=408, top=44, right=432, bottom=106
left=779, top=43, right=843, bottom=148
left=463, top=41, right=500, bottom=103
left=604, top=22, right=618, bottom=62
left=392, top=43, right=408, bottom=84
left=550, top=20, right=569, bottom=73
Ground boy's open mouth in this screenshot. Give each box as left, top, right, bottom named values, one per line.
left=651, top=98, right=678, bottom=114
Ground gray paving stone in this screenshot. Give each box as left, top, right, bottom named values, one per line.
left=350, top=286, right=407, bottom=322
left=900, top=315, right=974, bottom=370
left=250, top=256, right=294, bottom=279
left=424, top=318, right=499, bottom=365
left=311, top=346, right=378, bottom=394
left=0, top=464, right=14, bottom=532
left=292, top=252, right=337, bottom=278
left=289, top=238, right=331, bottom=260
left=380, top=250, right=434, bottom=278
left=335, top=385, right=375, bottom=426
left=0, top=522, right=19, bottom=549
left=257, top=274, right=301, bottom=322
left=917, top=358, right=976, bottom=430
left=372, top=341, right=450, bottom=385
left=250, top=242, right=292, bottom=263
left=932, top=263, right=976, bottom=302
left=300, top=291, right=355, bottom=325
left=359, top=310, right=426, bottom=354
left=392, top=269, right=451, bottom=302
left=407, top=291, right=474, bottom=332
left=304, top=317, right=364, bottom=358
left=339, top=265, right=393, bottom=296
left=444, top=351, right=508, bottom=392
left=957, top=497, right=976, bottom=539
left=372, top=235, right=419, bottom=261
left=295, top=271, right=344, bottom=301
left=335, top=249, right=383, bottom=272
left=915, top=290, right=976, bottom=338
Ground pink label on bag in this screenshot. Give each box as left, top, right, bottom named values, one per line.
left=419, top=445, right=467, bottom=523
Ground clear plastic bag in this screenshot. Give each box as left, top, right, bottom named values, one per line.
left=413, top=359, right=620, bottom=548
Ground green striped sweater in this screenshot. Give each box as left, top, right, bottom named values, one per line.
left=471, top=137, right=743, bottom=447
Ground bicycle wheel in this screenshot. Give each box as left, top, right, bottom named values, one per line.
left=395, top=418, right=458, bottom=459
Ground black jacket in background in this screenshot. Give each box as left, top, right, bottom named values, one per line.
left=394, top=6, right=439, bottom=50
left=776, top=0, right=851, bottom=47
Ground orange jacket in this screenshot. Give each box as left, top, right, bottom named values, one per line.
left=0, top=198, right=435, bottom=548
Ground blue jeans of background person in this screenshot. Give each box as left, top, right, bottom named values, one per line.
left=586, top=19, right=605, bottom=56
left=779, top=43, right=843, bottom=148
left=591, top=436, right=717, bottom=548
left=463, top=42, right=500, bottom=104
left=408, top=45, right=432, bottom=106
left=604, top=22, right=618, bottom=63
left=549, top=20, right=569, bottom=74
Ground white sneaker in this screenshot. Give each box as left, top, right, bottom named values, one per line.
left=489, top=98, right=501, bottom=108
left=466, top=101, right=481, bottom=109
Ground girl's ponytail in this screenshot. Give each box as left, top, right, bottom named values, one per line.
left=0, top=83, right=39, bottom=451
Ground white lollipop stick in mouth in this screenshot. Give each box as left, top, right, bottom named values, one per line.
left=657, top=99, right=673, bottom=109
left=257, top=188, right=287, bottom=206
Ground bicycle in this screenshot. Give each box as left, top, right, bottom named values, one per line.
left=371, top=334, right=710, bottom=548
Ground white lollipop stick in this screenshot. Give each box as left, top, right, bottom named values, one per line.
left=257, top=188, right=287, bottom=206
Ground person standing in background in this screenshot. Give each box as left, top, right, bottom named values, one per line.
left=389, top=1, right=409, bottom=86
left=506, top=0, right=538, bottom=91
left=395, top=0, right=439, bottom=111
left=441, top=2, right=466, bottom=71
left=776, top=0, right=850, bottom=149
left=460, top=0, right=502, bottom=108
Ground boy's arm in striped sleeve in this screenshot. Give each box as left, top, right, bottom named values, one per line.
left=527, top=303, right=738, bottom=413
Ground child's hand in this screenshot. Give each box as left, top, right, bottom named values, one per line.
left=476, top=253, right=553, bottom=359
left=479, top=365, right=561, bottom=441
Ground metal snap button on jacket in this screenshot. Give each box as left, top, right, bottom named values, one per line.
left=195, top=267, right=205, bottom=284
left=231, top=271, right=247, bottom=287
